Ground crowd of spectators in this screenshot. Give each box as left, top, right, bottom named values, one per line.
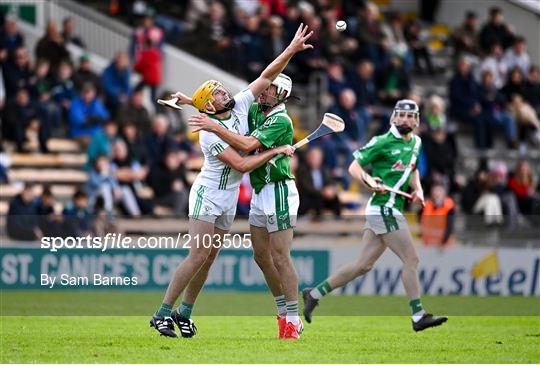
left=1, top=1, right=539, bottom=244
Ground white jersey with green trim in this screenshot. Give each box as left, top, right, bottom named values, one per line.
left=194, top=88, right=254, bottom=190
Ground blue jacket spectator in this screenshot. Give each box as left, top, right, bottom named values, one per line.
left=87, top=120, right=118, bottom=168
left=63, top=189, right=93, bottom=236
left=145, top=114, right=175, bottom=167
left=69, top=83, right=109, bottom=138
left=0, top=16, right=24, bottom=57
left=329, top=89, right=368, bottom=145
left=51, top=61, right=76, bottom=112
left=101, top=51, right=131, bottom=116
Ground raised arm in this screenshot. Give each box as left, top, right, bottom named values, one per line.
left=217, top=145, right=294, bottom=173
left=189, top=114, right=262, bottom=153
left=248, top=23, right=313, bottom=98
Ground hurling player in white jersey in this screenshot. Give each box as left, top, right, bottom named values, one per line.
left=150, top=24, right=313, bottom=338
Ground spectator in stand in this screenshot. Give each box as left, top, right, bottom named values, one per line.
left=525, top=65, right=540, bottom=114
left=36, top=186, right=64, bottom=237
left=35, top=20, right=71, bottom=74
left=420, top=183, right=455, bottom=247
left=461, top=167, right=503, bottom=225
left=404, top=18, right=434, bottom=75
left=490, top=160, right=520, bottom=230
left=62, top=189, right=92, bottom=236
left=236, top=14, right=264, bottom=80
left=51, top=60, right=77, bottom=120
left=381, top=12, right=412, bottom=70
left=502, top=67, right=540, bottom=148
left=377, top=50, right=411, bottom=106
left=87, top=154, right=141, bottom=216
left=29, top=59, right=62, bottom=140
left=0, top=14, right=24, bottom=58
left=2, top=46, right=32, bottom=101
left=476, top=42, right=507, bottom=90
left=147, top=149, right=189, bottom=217
left=145, top=114, right=175, bottom=167
left=101, top=51, right=131, bottom=117
left=6, top=184, right=41, bottom=241
left=73, top=54, right=102, bottom=96
left=451, top=11, right=480, bottom=65
left=87, top=119, right=118, bottom=168
left=116, top=85, right=152, bottom=133
left=502, top=36, right=530, bottom=77
left=326, top=61, right=350, bottom=100
left=261, top=16, right=288, bottom=66
left=354, top=2, right=383, bottom=62
left=478, top=7, right=514, bottom=54
left=508, top=160, right=539, bottom=216
left=449, top=57, right=487, bottom=149
left=479, top=69, right=517, bottom=148
left=329, top=88, right=367, bottom=148
left=120, top=120, right=148, bottom=165
left=421, top=124, right=457, bottom=193
left=110, top=138, right=152, bottom=215
left=134, top=37, right=161, bottom=102
left=130, top=12, right=164, bottom=62
left=297, top=147, right=341, bottom=218
left=61, top=17, right=86, bottom=48
left=68, top=82, right=110, bottom=141
left=2, top=87, right=46, bottom=153
left=319, top=13, right=358, bottom=65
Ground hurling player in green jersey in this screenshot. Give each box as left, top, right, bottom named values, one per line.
left=303, top=100, right=448, bottom=332
left=190, top=74, right=304, bottom=339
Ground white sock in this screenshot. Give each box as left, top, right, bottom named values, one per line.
left=310, top=288, right=323, bottom=300
left=412, top=310, right=426, bottom=323
left=285, top=300, right=300, bottom=325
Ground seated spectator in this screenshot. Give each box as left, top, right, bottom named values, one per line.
left=35, top=20, right=70, bottom=74
left=87, top=119, right=118, bottom=168
left=110, top=139, right=152, bottom=215
left=61, top=17, right=86, bottom=48
left=525, top=65, right=540, bottom=114
left=2, top=87, right=48, bottom=152
left=37, top=186, right=65, bottom=237
left=421, top=126, right=457, bottom=193
left=377, top=51, right=410, bottom=106
left=461, top=167, right=503, bottom=225
left=130, top=12, right=164, bottom=62
left=121, top=121, right=148, bottom=164
left=116, top=85, right=152, bottom=133
left=420, top=183, right=456, bottom=247
left=68, top=82, right=110, bottom=140
left=145, top=114, right=175, bottom=166
left=479, top=70, right=517, bottom=148
left=502, top=36, right=530, bottom=77
left=423, top=95, right=448, bottom=132
left=51, top=60, right=77, bottom=119
left=147, top=150, right=189, bottom=217
left=354, top=2, right=384, bottom=63
left=0, top=14, right=24, bottom=58
left=381, top=12, right=412, bottom=70
left=508, top=160, right=539, bottom=216
left=404, top=19, right=434, bottom=75
left=297, top=147, right=341, bottom=218
left=87, top=155, right=141, bottom=216
left=62, top=189, right=92, bottom=236
left=502, top=67, right=540, bottom=147
left=73, top=54, right=102, bottom=96
left=478, top=7, right=514, bottom=54
left=476, top=42, right=507, bottom=89
left=326, top=61, right=350, bottom=100
left=235, top=15, right=265, bottom=81
left=2, top=46, right=32, bottom=101
left=6, top=184, right=41, bottom=241
left=449, top=57, right=487, bottom=149
left=101, top=51, right=131, bottom=117
left=451, top=11, right=480, bottom=65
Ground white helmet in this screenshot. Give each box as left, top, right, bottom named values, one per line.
left=272, top=73, right=292, bottom=99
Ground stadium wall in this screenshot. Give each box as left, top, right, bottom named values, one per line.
left=1, top=246, right=538, bottom=296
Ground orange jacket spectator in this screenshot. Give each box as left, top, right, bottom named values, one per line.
left=420, top=184, right=456, bottom=247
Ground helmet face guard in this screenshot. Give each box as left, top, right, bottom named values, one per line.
left=192, top=80, right=235, bottom=114
left=259, top=73, right=292, bottom=112
left=391, top=99, right=420, bottom=133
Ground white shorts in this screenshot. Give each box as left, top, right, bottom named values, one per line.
left=364, top=204, right=408, bottom=235
left=249, top=180, right=299, bottom=233
left=188, top=183, right=239, bottom=230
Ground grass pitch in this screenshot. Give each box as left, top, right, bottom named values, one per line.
left=1, top=292, right=539, bottom=363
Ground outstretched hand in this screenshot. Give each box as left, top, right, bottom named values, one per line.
left=188, top=114, right=216, bottom=132
left=287, top=23, right=314, bottom=54
left=170, top=91, right=192, bottom=105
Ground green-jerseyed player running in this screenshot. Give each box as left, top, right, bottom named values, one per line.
left=302, top=99, right=448, bottom=332
left=190, top=74, right=304, bottom=339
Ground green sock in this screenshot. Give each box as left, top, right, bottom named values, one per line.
left=310, top=280, right=332, bottom=299
left=178, top=301, right=194, bottom=319
left=409, top=298, right=424, bottom=316
left=156, top=303, right=172, bottom=317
